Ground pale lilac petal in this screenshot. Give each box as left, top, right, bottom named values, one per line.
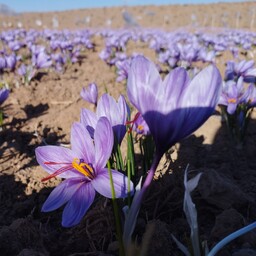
left=218, top=94, right=228, bottom=106
left=175, top=65, right=222, bottom=138
left=80, top=108, right=97, bottom=138
left=96, top=94, right=120, bottom=126
left=226, top=82, right=239, bottom=99
left=62, top=182, right=95, bottom=227
left=236, top=76, right=244, bottom=93
left=94, top=117, right=113, bottom=170
left=118, top=94, right=130, bottom=125
left=96, top=93, right=127, bottom=143
left=236, top=60, right=254, bottom=74
left=127, top=55, right=161, bottom=114
left=35, top=146, right=81, bottom=179
left=244, top=68, right=256, bottom=77
left=161, top=67, right=190, bottom=112
left=80, top=83, right=98, bottom=104
left=182, top=65, right=222, bottom=109
left=240, top=84, right=252, bottom=104
left=42, top=178, right=82, bottom=212
left=71, top=122, right=95, bottom=164
left=92, top=168, right=134, bottom=198
left=227, top=103, right=237, bottom=114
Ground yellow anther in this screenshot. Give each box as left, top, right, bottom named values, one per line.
left=72, top=158, right=94, bottom=179
left=228, top=98, right=237, bottom=104
left=138, top=125, right=144, bottom=131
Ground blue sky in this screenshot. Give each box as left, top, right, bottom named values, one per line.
left=0, top=0, right=249, bottom=13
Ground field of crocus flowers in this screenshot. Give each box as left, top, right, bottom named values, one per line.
left=1, top=2, right=256, bottom=256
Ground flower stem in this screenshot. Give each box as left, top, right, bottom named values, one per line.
left=123, top=153, right=162, bottom=248
left=127, top=159, right=131, bottom=207
left=107, top=161, right=125, bottom=256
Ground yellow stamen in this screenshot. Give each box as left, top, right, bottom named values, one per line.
left=72, top=158, right=94, bottom=179
left=228, top=98, right=237, bottom=103
left=138, top=125, right=144, bottom=131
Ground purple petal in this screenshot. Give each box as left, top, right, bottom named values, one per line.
left=227, top=102, right=237, bottom=115
left=42, top=178, right=82, bottom=212
left=236, top=60, right=254, bottom=74
left=176, top=65, right=222, bottom=137
left=96, top=93, right=127, bottom=143
left=161, top=67, right=190, bottom=112
left=236, top=76, right=244, bottom=94
left=127, top=55, right=161, bottom=114
left=118, top=95, right=130, bottom=125
left=94, top=117, right=113, bottom=170
left=219, top=92, right=228, bottom=106
left=35, top=146, right=80, bottom=179
left=182, top=65, right=222, bottom=109
left=92, top=168, right=134, bottom=198
left=71, top=122, right=95, bottom=164
left=80, top=83, right=98, bottom=104
left=245, top=68, right=256, bottom=77
left=62, top=182, right=95, bottom=227
left=96, top=94, right=121, bottom=126
left=143, top=65, right=222, bottom=155
left=0, top=88, right=9, bottom=105
left=80, top=108, right=97, bottom=138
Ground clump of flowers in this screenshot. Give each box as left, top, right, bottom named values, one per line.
left=219, top=60, right=256, bottom=147
left=35, top=53, right=256, bottom=256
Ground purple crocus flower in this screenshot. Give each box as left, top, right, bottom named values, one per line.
left=0, top=87, right=9, bottom=105
left=35, top=117, right=133, bottom=227
left=99, top=48, right=111, bottom=62
left=5, top=54, right=16, bottom=71
left=225, top=60, right=256, bottom=83
left=218, top=78, right=247, bottom=114
left=123, top=55, right=222, bottom=246
left=177, top=43, right=198, bottom=65
left=8, top=41, right=22, bottom=51
left=80, top=83, right=98, bottom=105
left=127, top=55, right=222, bottom=156
left=17, top=64, right=36, bottom=83
left=115, top=58, right=131, bottom=82
left=17, top=64, right=26, bottom=76
left=32, top=51, right=52, bottom=69
left=81, top=93, right=129, bottom=144
left=128, top=112, right=150, bottom=136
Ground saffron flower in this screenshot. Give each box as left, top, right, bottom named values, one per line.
left=80, top=83, right=98, bottom=106
left=32, top=51, right=52, bottom=69
left=218, top=78, right=248, bottom=115
left=5, top=54, right=16, bottom=71
left=225, top=60, right=256, bottom=83
left=123, top=56, right=222, bottom=246
left=127, top=55, right=222, bottom=156
left=35, top=117, right=133, bottom=227
left=128, top=112, right=150, bottom=136
left=81, top=93, right=129, bottom=144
